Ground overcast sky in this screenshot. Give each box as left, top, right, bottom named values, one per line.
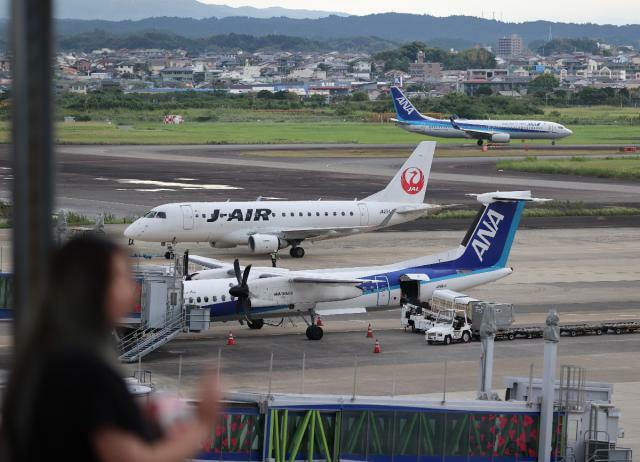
left=202, top=0, right=639, bottom=25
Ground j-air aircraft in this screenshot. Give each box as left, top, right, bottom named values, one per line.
left=182, top=190, right=548, bottom=340
left=125, top=142, right=442, bottom=259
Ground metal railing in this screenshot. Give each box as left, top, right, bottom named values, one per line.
left=117, top=310, right=186, bottom=362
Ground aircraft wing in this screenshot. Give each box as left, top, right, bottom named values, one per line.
left=274, top=225, right=370, bottom=241
left=188, top=255, right=233, bottom=270
left=449, top=117, right=495, bottom=140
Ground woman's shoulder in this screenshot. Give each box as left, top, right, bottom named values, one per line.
left=42, top=347, right=123, bottom=388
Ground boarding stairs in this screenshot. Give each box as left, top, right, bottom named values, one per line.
left=117, top=311, right=186, bottom=363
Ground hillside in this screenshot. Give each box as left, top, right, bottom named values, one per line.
left=43, top=14, right=640, bottom=47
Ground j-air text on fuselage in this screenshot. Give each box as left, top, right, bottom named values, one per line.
left=390, top=86, right=573, bottom=146
left=181, top=190, right=549, bottom=340
left=124, top=142, right=444, bottom=259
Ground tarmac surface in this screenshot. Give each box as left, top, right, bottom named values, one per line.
left=1, top=145, right=639, bottom=220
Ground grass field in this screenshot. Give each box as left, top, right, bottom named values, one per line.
left=497, top=156, right=640, bottom=180
left=0, top=120, right=638, bottom=145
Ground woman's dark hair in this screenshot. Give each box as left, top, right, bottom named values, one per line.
left=2, top=235, right=127, bottom=454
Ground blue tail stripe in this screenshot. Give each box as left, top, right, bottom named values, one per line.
left=390, top=87, right=427, bottom=122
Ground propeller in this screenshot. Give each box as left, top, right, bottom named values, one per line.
left=229, top=258, right=252, bottom=317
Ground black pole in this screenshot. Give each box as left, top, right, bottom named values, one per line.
left=10, top=0, right=54, bottom=340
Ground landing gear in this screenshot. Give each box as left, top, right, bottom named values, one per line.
left=128, top=238, right=134, bottom=246
left=551, top=140, right=556, bottom=146
left=247, top=318, right=264, bottom=330
left=290, top=246, right=305, bottom=259
left=477, top=139, right=484, bottom=147
left=306, top=324, right=323, bottom=340
left=164, top=242, right=176, bottom=260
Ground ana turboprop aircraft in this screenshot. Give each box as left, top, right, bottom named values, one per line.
left=182, top=190, right=548, bottom=340
left=390, top=86, right=572, bottom=146
left=125, top=142, right=440, bottom=259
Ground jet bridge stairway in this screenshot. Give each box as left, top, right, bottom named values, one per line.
left=117, top=311, right=186, bottom=363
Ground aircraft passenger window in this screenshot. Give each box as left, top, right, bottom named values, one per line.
left=299, top=212, right=303, bottom=217
left=350, top=212, right=354, bottom=216
left=307, top=212, right=312, bottom=216
left=341, top=212, right=345, bottom=216
left=282, top=213, right=286, bottom=217
left=290, top=213, right=295, bottom=217
left=194, top=214, right=198, bottom=218
left=325, top=212, right=328, bottom=216
left=212, top=296, right=217, bottom=302
left=204, top=297, right=208, bottom=302
left=272, top=213, right=276, bottom=217
left=333, top=212, right=337, bottom=216
left=144, top=211, right=156, bottom=218
left=156, top=211, right=166, bottom=219
left=189, top=298, right=194, bottom=304
left=197, top=297, right=201, bottom=303
left=221, top=295, right=226, bottom=301
left=316, top=212, right=320, bottom=216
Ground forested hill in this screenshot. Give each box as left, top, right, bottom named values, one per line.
left=43, top=14, right=640, bottom=47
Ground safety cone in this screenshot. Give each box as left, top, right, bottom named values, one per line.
left=315, top=316, right=323, bottom=327
left=366, top=323, right=374, bottom=338
left=373, top=339, right=381, bottom=354
left=226, top=331, right=236, bottom=346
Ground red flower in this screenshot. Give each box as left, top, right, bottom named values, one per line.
left=530, top=429, right=538, bottom=440
left=499, top=416, right=509, bottom=429
left=222, top=438, right=228, bottom=448
left=480, top=434, right=485, bottom=442
left=511, top=415, right=519, bottom=424
left=490, top=426, right=496, bottom=434
left=508, top=429, right=516, bottom=440
left=529, top=448, right=537, bottom=457
left=231, top=422, right=238, bottom=432
left=481, top=415, right=486, bottom=421
left=498, top=435, right=506, bottom=447
left=523, top=415, right=534, bottom=427
left=516, top=433, right=526, bottom=451
left=231, top=437, right=237, bottom=447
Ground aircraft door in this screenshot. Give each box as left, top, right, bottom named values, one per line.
left=181, top=205, right=194, bottom=230
left=358, top=203, right=369, bottom=226
left=374, top=276, right=390, bottom=306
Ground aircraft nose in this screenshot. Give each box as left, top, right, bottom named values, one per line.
left=565, top=128, right=573, bottom=136
left=124, top=221, right=141, bottom=239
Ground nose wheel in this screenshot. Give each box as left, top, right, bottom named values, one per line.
left=305, top=324, right=323, bottom=340
left=477, top=139, right=484, bottom=147
left=290, top=246, right=305, bottom=258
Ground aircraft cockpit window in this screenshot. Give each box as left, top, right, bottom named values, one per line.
left=156, top=211, right=167, bottom=219
left=144, top=211, right=157, bottom=218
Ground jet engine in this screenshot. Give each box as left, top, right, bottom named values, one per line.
left=490, top=133, right=510, bottom=143
left=248, top=234, right=287, bottom=254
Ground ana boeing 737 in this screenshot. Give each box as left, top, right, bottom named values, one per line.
left=390, top=86, right=572, bottom=146
left=182, top=190, right=547, bottom=340
left=124, top=142, right=440, bottom=259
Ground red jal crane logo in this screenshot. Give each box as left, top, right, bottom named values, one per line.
left=400, top=167, right=425, bottom=194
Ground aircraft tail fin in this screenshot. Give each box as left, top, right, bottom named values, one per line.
left=390, top=86, right=434, bottom=122
left=454, top=191, right=548, bottom=269
left=363, top=141, right=435, bottom=204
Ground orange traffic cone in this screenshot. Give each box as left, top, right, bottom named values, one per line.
left=366, top=323, right=374, bottom=338
left=315, top=316, right=323, bottom=327
left=373, top=339, right=381, bottom=354
left=226, top=331, right=236, bottom=346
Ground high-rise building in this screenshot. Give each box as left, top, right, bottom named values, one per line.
left=496, top=35, right=523, bottom=58
left=409, top=51, right=442, bottom=82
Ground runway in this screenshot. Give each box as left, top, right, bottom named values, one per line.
left=0, top=145, right=638, bottom=220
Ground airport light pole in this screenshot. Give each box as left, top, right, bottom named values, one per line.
left=10, top=0, right=54, bottom=340
left=538, top=310, right=560, bottom=462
